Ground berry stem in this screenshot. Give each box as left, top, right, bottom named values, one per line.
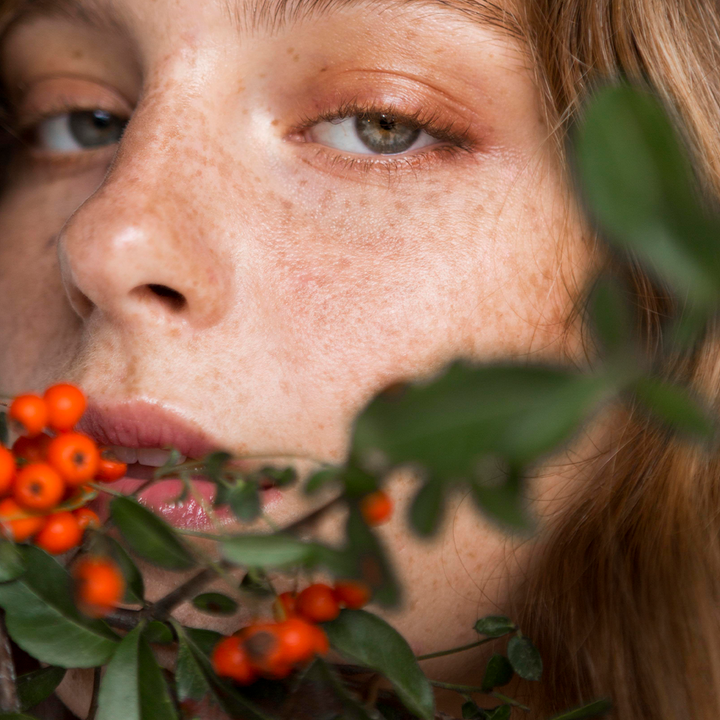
left=0, top=613, right=18, bottom=713
left=415, top=637, right=496, bottom=661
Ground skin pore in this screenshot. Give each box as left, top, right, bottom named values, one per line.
left=0, top=0, right=594, bottom=715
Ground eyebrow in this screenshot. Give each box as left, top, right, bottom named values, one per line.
left=2, top=0, right=524, bottom=40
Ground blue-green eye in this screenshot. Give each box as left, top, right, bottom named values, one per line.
left=35, top=110, right=128, bottom=152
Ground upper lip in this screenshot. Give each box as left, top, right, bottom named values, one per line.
left=77, top=400, right=221, bottom=460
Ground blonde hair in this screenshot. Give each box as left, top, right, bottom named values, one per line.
left=511, top=2, right=720, bottom=718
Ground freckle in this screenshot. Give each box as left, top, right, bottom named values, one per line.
left=287, top=47, right=294, bottom=54
left=319, top=66, right=328, bottom=73
left=293, top=54, right=300, bottom=62
left=72, top=49, right=83, bottom=59
left=271, top=119, right=279, bottom=126
left=259, top=73, right=266, bottom=79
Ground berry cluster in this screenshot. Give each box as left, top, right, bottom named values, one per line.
left=0, top=384, right=127, bottom=554
left=212, top=581, right=371, bottom=684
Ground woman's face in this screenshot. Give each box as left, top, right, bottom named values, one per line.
left=0, top=0, right=590, bottom=715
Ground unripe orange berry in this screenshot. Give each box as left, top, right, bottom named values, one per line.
left=94, top=451, right=127, bottom=482
left=334, top=580, right=371, bottom=609
left=360, top=490, right=393, bottom=526
left=13, top=463, right=65, bottom=512
left=34, top=511, right=82, bottom=555
left=240, top=622, right=290, bottom=678
left=0, top=447, right=16, bottom=497
left=212, top=636, right=257, bottom=685
left=272, top=591, right=297, bottom=621
left=276, top=617, right=319, bottom=665
left=295, top=583, right=340, bottom=623
left=74, top=507, right=101, bottom=531
left=9, top=395, right=48, bottom=438
left=47, top=433, right=99, bottom=487
left=0, top=498, right=45, bottom=542
left=12, top=434, right=52, bottom=464
left=72, top=556, right=125, bottom=618
left=44, top=384, right=86, bottom=433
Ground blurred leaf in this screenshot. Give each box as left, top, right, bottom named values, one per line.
left=102, top=535, right=145, bottom=604
left=175, top=629, right=211, bottom=703
left=111, top=497, right=196, bottom=571
left=304, top=467, right=342, bottom=495
left=485, top=706, right=511, bottom=720
left=204, top=451, right=232, bottom=482
left=481, top=653, right=514, bottom=693
left=474, top=616, right=516, bottom=638
left=470, top=471, right=534, bottom=533
left=239, top=571, right=274, bottom=598
left=548, top=698, right=613, bottom=719
left=153, top=448, right=184, bottom=479
left=192, top=592, right=238, bottom=616
left=229, top=482, right=261, bottom=523
left=0, top=546, right=118, bottom=667
left=575, top=83, right=720, bottom=304
left=144, top=621, right=174, bottom=644
left=311, top=658, right=376, bottom=720
left=409, top=480, right=445, bottom=537
left=0, top=541, right=24, bottom=583
left=345, top=506, right=399, bottom=607
left=258, top=466, right=297, bottom=487
left=343, top=465, right=378, bottom=498
left=221, top=534, right=316, bottom=568
left=97, top=623, right=178, bottom=720
left=507, top=636, right=542, bottom=681
left=17, top=666, right=66, bottom=712
left=634, top=377, right=714, bottom=438
left=589, top=276, right=633, bottom=354
left=324, top=609, right=434, bottom=720
left=462, top=701, right=482, bottom=719
left=183, top=627, right=224, bottom=657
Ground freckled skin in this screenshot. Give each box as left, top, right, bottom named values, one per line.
left=0, top=0, right=595, bottom=716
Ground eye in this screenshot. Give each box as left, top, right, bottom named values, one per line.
left=307, top=113, right=440, bottom=155
left=33, top=110, right=128, bottom=153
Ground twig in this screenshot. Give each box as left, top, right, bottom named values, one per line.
left=416, top=637, right=496, bottom=661
left=282, top=494, right=345, bottom=534
left=87, top=666, right=101, bottom=720
left=0, top=613, right=18, bottom=713
left=103, top=608, right=142, bottom=631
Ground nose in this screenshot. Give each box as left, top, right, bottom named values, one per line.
left=58, top=111, right=233, bottom=330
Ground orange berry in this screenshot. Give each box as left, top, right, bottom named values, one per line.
left=13, top=463, right=65, bottom=512
left=295, top=583, right=340, bottom=623
left=72, top=556, right=125, bottom=618
left=9, top=395, right=48, bottom=438
left=277, top=617, right=319, bottom=665
left=95, top=451, right=127, bottom=482
left=44, top=384, right=86, bottom=433
left=240, top=622, right=290, bottom=678
left=47, top=433, right=99, bottom=487
left=12, top=434, right=52, bottom=464
left=311, top=624, right=329, bottom=656
left=273, top=591, right=297, bottom=621
left=0, top=447, right=16, bottom=497
left=34, top=511, right=82, bottom=554
left=0, top=498, right=45, bottom=542
left=360, top=490, right=393, bottom=526
left=74, top=507, right=101, bottom=531
left=212, top=636, right=257, bottom=685
left=334, top=580, right=371, bottom=609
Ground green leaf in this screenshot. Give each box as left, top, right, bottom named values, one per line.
left=589, top=276, right=633, bottom=354
left=312, top=658, right=377, bottom=720
left=221, top=533, right=316, bottom=568
left=324, top=609, right=435, bottom=720
left=507, top=635, right=542, bottom=681
left=183, top=627, right=224, bottom=657
left=102, top=535, right=145, bottom=604
left=0, top=546, right=118, bottom=667
left=144, top=621, right=174, bottom=644
left=474, top=616, right=516, bottom=638
left=228, top=482, right=261, bottom=523
left=485, top=706, right=511, bottom=720
left=548, top=698, right=613, bottom=720
left=409, top=480, right=445, bottom=537
left=462, top=701, right=482, bottom=719
left=192, top=592, right=238, bottom=616
left=203, top=451, right=232, bottom=482
left=111, top=496, right=196, bottom=571
left=0, top=541, right=24, bottom=583
left=481, top=653, right=514, bottom=693
left=97, top=623, right=178, bottom=720
left=17, top=666, right=66, bottom=712
left=470, top=471, right=534, bottom=533
left=634, top=377, right=714, bottom=438
left=304, top=467, right=342, bottom=495
left=175, top=630, right=212, bottom=703
left=257, top=466, right=297, bottom=487
left=575, top=83, right=720, bottom=304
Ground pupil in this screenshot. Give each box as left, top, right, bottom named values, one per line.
left=69, top=110, right=127, bottom=148
left=355, top=115, right=420, bottom=154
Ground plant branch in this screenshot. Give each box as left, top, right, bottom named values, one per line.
left=0, top=613, right=18, bottom=713
left=103, top=608, right=142, bottom=631
left=491, top=691, right=530, bottom=711
left=416, top=637, right=495, bottom=661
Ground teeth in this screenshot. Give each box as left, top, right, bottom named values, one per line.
left=107, top=447, right=187, bottom=468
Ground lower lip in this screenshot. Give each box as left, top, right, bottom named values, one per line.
left=91, top=476, right=284, bottom=530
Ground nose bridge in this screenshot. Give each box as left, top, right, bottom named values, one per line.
left=58, top=86, right=234, bottom=330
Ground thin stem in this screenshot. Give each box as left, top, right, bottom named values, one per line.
left=428, top=682, right=530, bottom=713
left=416, top=637, right=495, bottom=661
left=87, top=666, right=101, bottom=720
left=491, top=691, right=530, bottom=711
left=175, top=528, right=225, bottom=541
left=87, top=482, right=125, bottom=498
left=103, top=608, right=142, bottom=631
left=0, top=614, right=18, bottom=713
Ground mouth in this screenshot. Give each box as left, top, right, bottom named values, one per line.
left=79, top=400, right=292, bottom=531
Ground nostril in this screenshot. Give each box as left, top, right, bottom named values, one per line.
left=133, top=284, right=187, bottom=312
